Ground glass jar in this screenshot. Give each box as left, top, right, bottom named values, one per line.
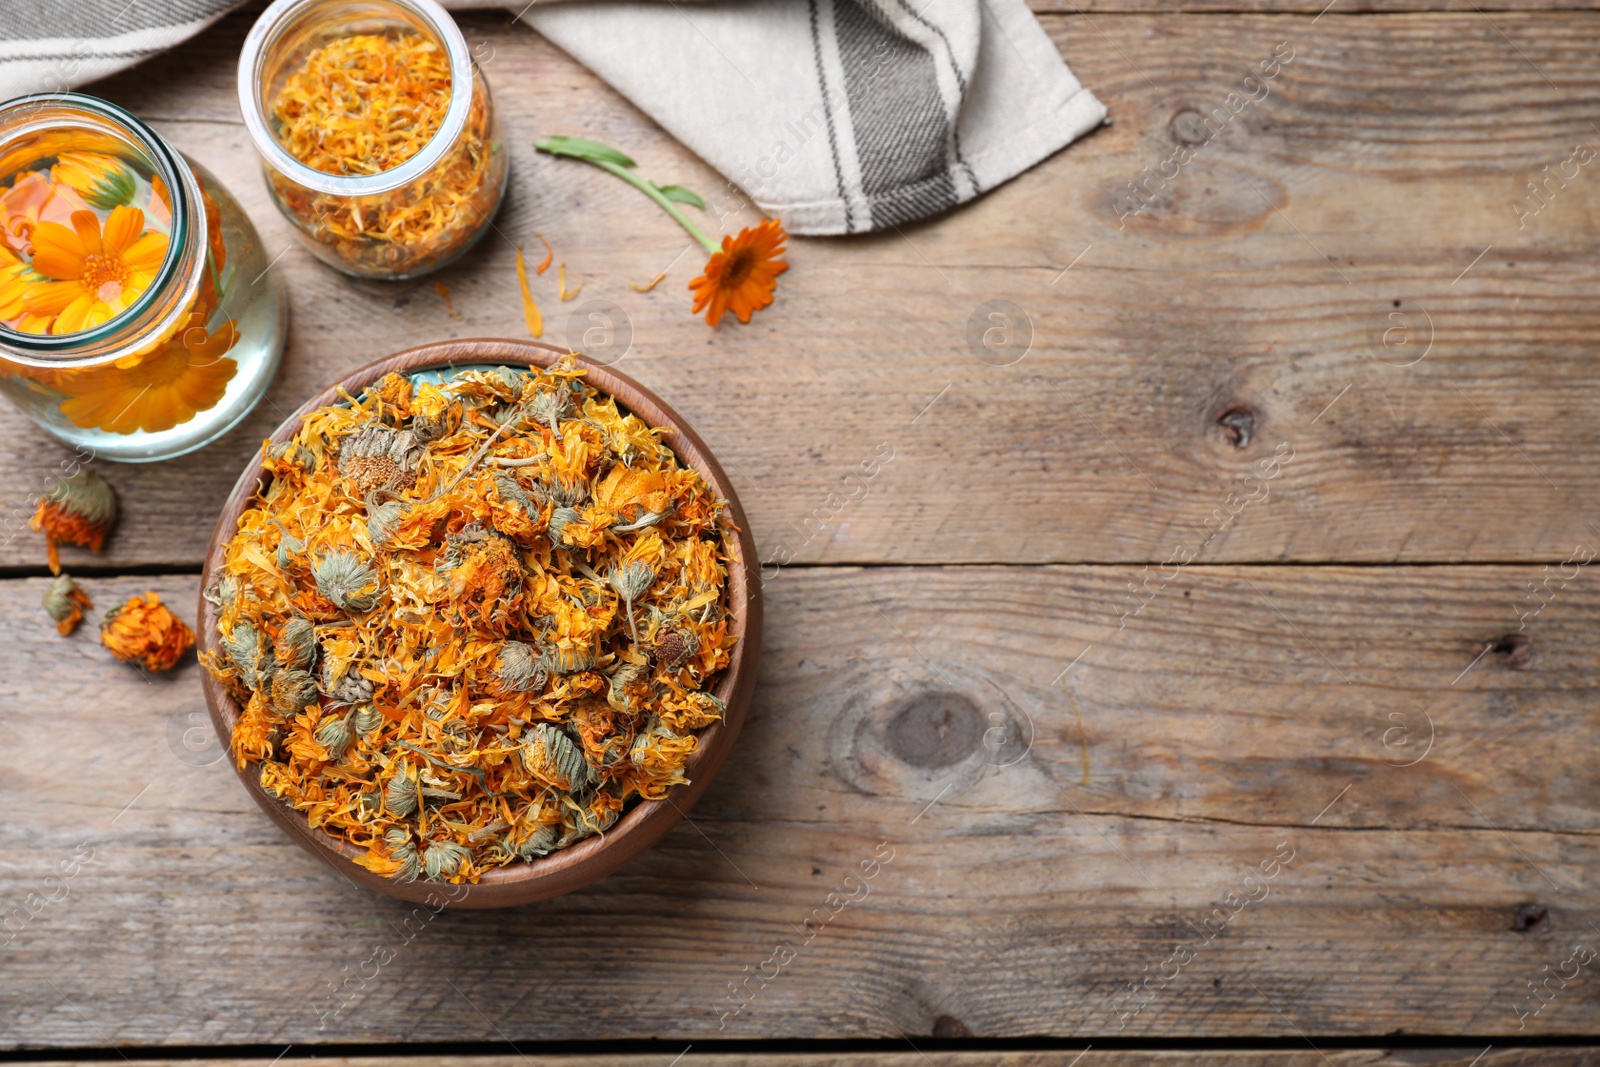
left=0, top=93, right=287, bottom=462
left=237, top=0, right=508, bottom=280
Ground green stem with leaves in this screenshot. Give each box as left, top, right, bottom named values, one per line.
left=534, top=136, right=721, bottom=255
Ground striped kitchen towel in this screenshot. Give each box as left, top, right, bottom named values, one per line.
left=0, top=0, right=1105, bottom=237
left=524, top=0, right=1106, bottom=234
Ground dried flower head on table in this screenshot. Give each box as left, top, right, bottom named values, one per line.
left=102, top=592, right=194, bottom=671
left=31, top=469, right=117, bottom=574
left=202, top=358, right=737, bottom=884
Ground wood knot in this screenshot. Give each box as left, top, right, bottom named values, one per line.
left=1216, top=406, right=1257, bottom=448
left=1493, top=633, right=1534, bottom=669
left=1170, top=109, right=1211, bottom=145
left=1512, top=903, right=1549, bottom=933
left=931, top=1014, right=973, bottom=1038
left=885, top=693, right=983, bottom=769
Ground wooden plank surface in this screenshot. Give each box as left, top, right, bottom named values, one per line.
left=4, top=9, right=1600, bottom=570
left=21, top=1054, right=1600, bottom=1067
left=5, top=566, right=1599, bottom=1047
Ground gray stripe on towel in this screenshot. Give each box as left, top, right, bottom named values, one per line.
left=833, top=0, right=956, bottom=230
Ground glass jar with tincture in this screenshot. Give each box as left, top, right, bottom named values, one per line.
left=0, top=93, right=287, bottom=462
left=238, top=0, right=508, bottom=280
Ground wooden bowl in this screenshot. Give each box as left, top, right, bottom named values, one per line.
left=198, top=339, right=761, bottom=908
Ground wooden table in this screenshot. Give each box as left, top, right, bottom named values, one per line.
left=3, top=0, right=1598, bottom=1062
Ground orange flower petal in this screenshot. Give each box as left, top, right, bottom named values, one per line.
left=70, top=210, right=103, bottom=257
left=30, top=221, right=86, bottom=279
left=53, top=294, right=107, bottom=335
left=100, top=205, right=144, bottom=256
left=22, top=280, right=80, bottom=316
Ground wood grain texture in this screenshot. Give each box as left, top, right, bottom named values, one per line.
left=2, top=10, right=1597, bottom=569
left=5, top=565, right=1599, bottom=1047
left=24, top=1054, right=1600, bottom=1067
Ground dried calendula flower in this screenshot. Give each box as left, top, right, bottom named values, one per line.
left=652, top=625, right=699, bottom=670
left=270, top=668, right=318, bottom=715
left=609, top=561, right=654, bottom=643
left=224, top=620, right=269, bottom=688
left=102, top=592, right=194, bottom=671
left=273, top=616, right=317, bottom=670
left=339, top=425, right=422, bottom=494
left=42, top=573, right=92, bottom=636
left=313, top=551, right=380, bottom=612
left=524, top=722, right=590, bottom=792
left=31, top=470, right=117, bottom=575
left=494, top=640, right=543, bottom=694
left=203, top=358, right=737, bottom=883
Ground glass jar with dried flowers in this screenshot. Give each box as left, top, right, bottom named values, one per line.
left=0, top=93, right=287, bottom=462
left=238, top=0, right=508, bottom=280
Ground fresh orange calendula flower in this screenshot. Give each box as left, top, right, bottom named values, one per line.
left=30, top=470, right=117, bottom=575
left=0, top=205, right=169, bottom=334
left=54, top=314, right=239, bottom=434
left=689, top=218, right=788, bottom=327
left=101, top=592, right=194, bottom=671
left=49, top=152, right=137, bottom=211
left=533, top=137, right=792, bottom=329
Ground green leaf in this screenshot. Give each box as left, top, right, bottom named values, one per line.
left=534, top=135, right=636, bottom=169
left=652, top=183, right=706, bottom=209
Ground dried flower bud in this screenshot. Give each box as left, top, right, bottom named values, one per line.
left=273, top=616, right=317, bottom=670
left=385, top=769, right=419, bottom=817
left=523, top=722, right=590, bottom=792
left=338, top=425, right=422, bottom=493
left=314, top=714, right=354, bottom=759
left=365, top=497, right=407, bottom=549
left=540, top=641, right=596, bottom=675
left=606, top=661, right=647, bottom=713
left=531, top=387, right=573, bottom=440
left=313, top=551, right=379, bottom=612
left=609, top=561, right=655, bottom=603
left=204, top=573, right=241, bottom=611
left=493, top=472, right=534, bottom=513
left=384, top=826, right=422, bottom=882
left=351, top=703, right=383, bottom=736
left=609, top=562, right=655, bottom=643
left=494, top=641, right=545, bottom=693
left=420, top=685, right=452, bottom=721
left=270, top=668, right=318, bottom=715
left=268, top=440, right=315, bottom=470
left=100, top=593, right=193, bottom=672
left=516, top=823, right=559, bottom=860
left=31, top=470, right=117, bottom=574
left=411, top=409, right=457, bottom=443
left=441, top=720, right=476, bottom=753
left=652, top=627, right=699, bottom=670
left=224, top=621, right=268, bottom=688
left=423, top=839, right=471, bottom=880
left=546, top=505, right=581, bottom=544
left=274, top=526, right=305, bottom=570
left=42, top=573, right=91, bottom=636
left=369, top=372, right=413, bottom=413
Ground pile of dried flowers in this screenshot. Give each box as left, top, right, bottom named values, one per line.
left=267, top=32, right=501, bottom=277
left=201, top=357, right=737, bottom=883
